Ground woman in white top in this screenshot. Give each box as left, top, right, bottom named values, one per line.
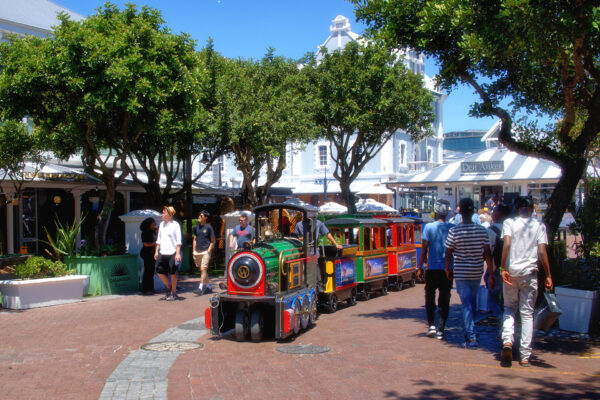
left=154, top=206, right=182, bottom=300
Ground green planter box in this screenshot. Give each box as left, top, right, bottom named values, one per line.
left=72, top=255, right=139, bottom=296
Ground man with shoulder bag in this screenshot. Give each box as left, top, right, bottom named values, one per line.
left=499, top=196, right=553, bottom=367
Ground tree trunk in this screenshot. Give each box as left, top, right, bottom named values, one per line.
left=544, top=157, right=587, bottom=241
left=340, top=180, right=356, bottom=214
left=95, top=181, right=115, bottom=249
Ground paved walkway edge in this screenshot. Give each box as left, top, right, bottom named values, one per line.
left=99, top=317, right=207, bottom=400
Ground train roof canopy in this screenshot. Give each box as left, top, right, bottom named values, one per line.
left=324, top=217, right=389, bottom=227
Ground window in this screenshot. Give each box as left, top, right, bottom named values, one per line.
left=318, top=145, right=328, bottom=166
left=400, top=142, right=406, bottom=166
left=427, top=147, right=433, bottom=162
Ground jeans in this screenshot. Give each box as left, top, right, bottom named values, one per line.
left=455, top=279, right=481, bottom=341
left=502, top=272, right=538, bottom=361
left=485, top=269, right=503, bottom=319
left=424, top=269, right=452, bottom=331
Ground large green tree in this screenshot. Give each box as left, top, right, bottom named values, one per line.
left=217, top=50, right=319, bottom=207
left=352, top=0, right=600, bottom=237
left=124, top=40, right=228, bottom=209
left=305, top=41, right=435, bottom=212
left=0, top=119, right=46, bottom=253
left=0, top=3, right=199, bottom=246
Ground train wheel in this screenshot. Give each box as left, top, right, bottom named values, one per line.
left=381, top=281, right=389, bottom=295
left=300, top=295, right=310, bottom=330
left=235, top=310, right=248, bottom=342
left=328, top=294, right=338, bottom=313
left=347, top=289, right=357, bottom=306
left=410, top=274, right=417, bottom=287
left=250, top=309, right=264, bottom=342
left=293, top=300, right=301, bottom=334
left=363, top=286, right=371, bottom=300
left=309, top=295, right=318, bottom=325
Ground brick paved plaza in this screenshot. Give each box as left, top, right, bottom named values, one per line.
left=1, top=276, right=598, bottom=400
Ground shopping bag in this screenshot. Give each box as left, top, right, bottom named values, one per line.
left=534, top=291, right=562, bottom=331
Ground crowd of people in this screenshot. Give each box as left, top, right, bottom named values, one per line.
left=418, top=195, right=553, bottom=368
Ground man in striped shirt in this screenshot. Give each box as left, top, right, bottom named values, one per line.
left=445, top=198, right=494, bottom=348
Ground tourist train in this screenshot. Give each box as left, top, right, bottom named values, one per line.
left=204, top=203, right=419, bottom=342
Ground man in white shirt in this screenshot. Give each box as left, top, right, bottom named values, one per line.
left=500, top=196, right=553, bottom=367
left=155, top=206, right=182, bottom=301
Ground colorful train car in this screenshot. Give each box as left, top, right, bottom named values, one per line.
left=383, top=217, right=418, bottom=289
left=205, top=204, right=319, bottom=342
left=325, top=217, right=390, bottom=299
left=319, top=244, right=359, bottom=312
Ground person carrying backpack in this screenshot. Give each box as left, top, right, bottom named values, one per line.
left=485, top=204, right=510, bottom=322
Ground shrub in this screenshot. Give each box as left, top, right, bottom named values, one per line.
left=14, top=256, right=72, bottom=279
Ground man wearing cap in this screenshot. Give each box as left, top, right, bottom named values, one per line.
left=499, top=196, right=553, bottom=367
left=417, top=199, right=454, bottom=340
left=193, top=210, right=216, bottom=295
left=445, top=198, right=494, bottom=349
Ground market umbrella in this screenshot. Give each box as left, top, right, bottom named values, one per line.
left=355, top=198, right=398, bottom=213
left=319, top=201, right=348, bottom=214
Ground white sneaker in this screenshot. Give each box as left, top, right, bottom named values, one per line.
left=426, top=325, right=436, bottom=337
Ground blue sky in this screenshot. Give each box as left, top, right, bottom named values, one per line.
left=56, top=0, right=497, bottom=133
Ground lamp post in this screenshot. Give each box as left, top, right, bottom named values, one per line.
left=323, top=166, right=327, bottom=203
left=184, top=150, right=193, bottom=234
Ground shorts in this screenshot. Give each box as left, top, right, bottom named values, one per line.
left=193, top=250, right=211, bottom=270
left=156, top=254, right=178, bottom=275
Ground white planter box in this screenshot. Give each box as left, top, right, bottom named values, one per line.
left=0, top=275, right=90, bottom=310
left=555, top=286, right=600, bottom=334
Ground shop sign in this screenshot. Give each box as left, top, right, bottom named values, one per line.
left=460, top=161, right=504, bottom=174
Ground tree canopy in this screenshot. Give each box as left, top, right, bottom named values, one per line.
left=0, top=3, right=200, bottom=246
left=352, top=0, right=600, bottom=236
left=216, top=49, right=319, bottom=207
left=305, top=40, right=435, bottom=212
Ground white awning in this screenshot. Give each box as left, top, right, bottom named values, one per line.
left=389, top=148, right=562, bottom=185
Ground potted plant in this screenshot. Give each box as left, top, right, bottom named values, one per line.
left=0, top=256, right=89, bottom=309
left=558, top=178, right=600, bottom=333
left=71, top=238, right=139, bottom=296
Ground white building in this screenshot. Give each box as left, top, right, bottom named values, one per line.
left=201, top=15, right=447, bottom=206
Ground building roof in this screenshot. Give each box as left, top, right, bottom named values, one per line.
left=0, top=0, right=84, bottom=36
left=388, top=147, right=562, bottom=185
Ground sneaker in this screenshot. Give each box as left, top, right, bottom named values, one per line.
left=519, top=359, right=531, bottom=368
left=435, top=330, right=444, bottom=340
left=202, top=286, right=212, bottom=295
left=462, top=339, right=479, bottom=349
left=501, top=342, right=513, bottom=366
left=426, top=325, right=437, bottom=338
left=166, top=293, right=177, bottom=301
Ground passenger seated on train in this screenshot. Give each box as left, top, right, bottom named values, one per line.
left=293, top=216, right=343, bottom=257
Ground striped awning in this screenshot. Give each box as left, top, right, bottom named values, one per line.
left=389, top=148, right=562, bottom=185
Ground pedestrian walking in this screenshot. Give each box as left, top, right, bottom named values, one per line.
left=154, top=206, right=182, bottom=301
left=139, top=217, right=157, bottom=295
left=194, top=210, right=216, bottom=295
left=417, top=199, right=453, bottom=340
left=485, top=204, right=510, bottom=321
left=500, top=196, right=553, bottom=367
left=445, top=198, right=494, bottom=348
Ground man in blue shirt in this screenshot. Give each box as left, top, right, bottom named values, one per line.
left=417, top=199, right=453, bottom=340
left=229, top=214, right=255, bottom=250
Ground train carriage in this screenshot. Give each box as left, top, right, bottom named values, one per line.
left=383, top=217, right=418, bottom=290
left=319, top=244, right=358, bottom=312
left=205, top=204, right=320, bottom=342
left=325, top=217, right=390, bottom=300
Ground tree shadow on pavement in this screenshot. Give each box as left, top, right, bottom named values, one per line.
left=381, top=373, right=600, bottom=400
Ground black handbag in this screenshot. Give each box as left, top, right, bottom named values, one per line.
left=534, top=291, right=562, bottom=331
